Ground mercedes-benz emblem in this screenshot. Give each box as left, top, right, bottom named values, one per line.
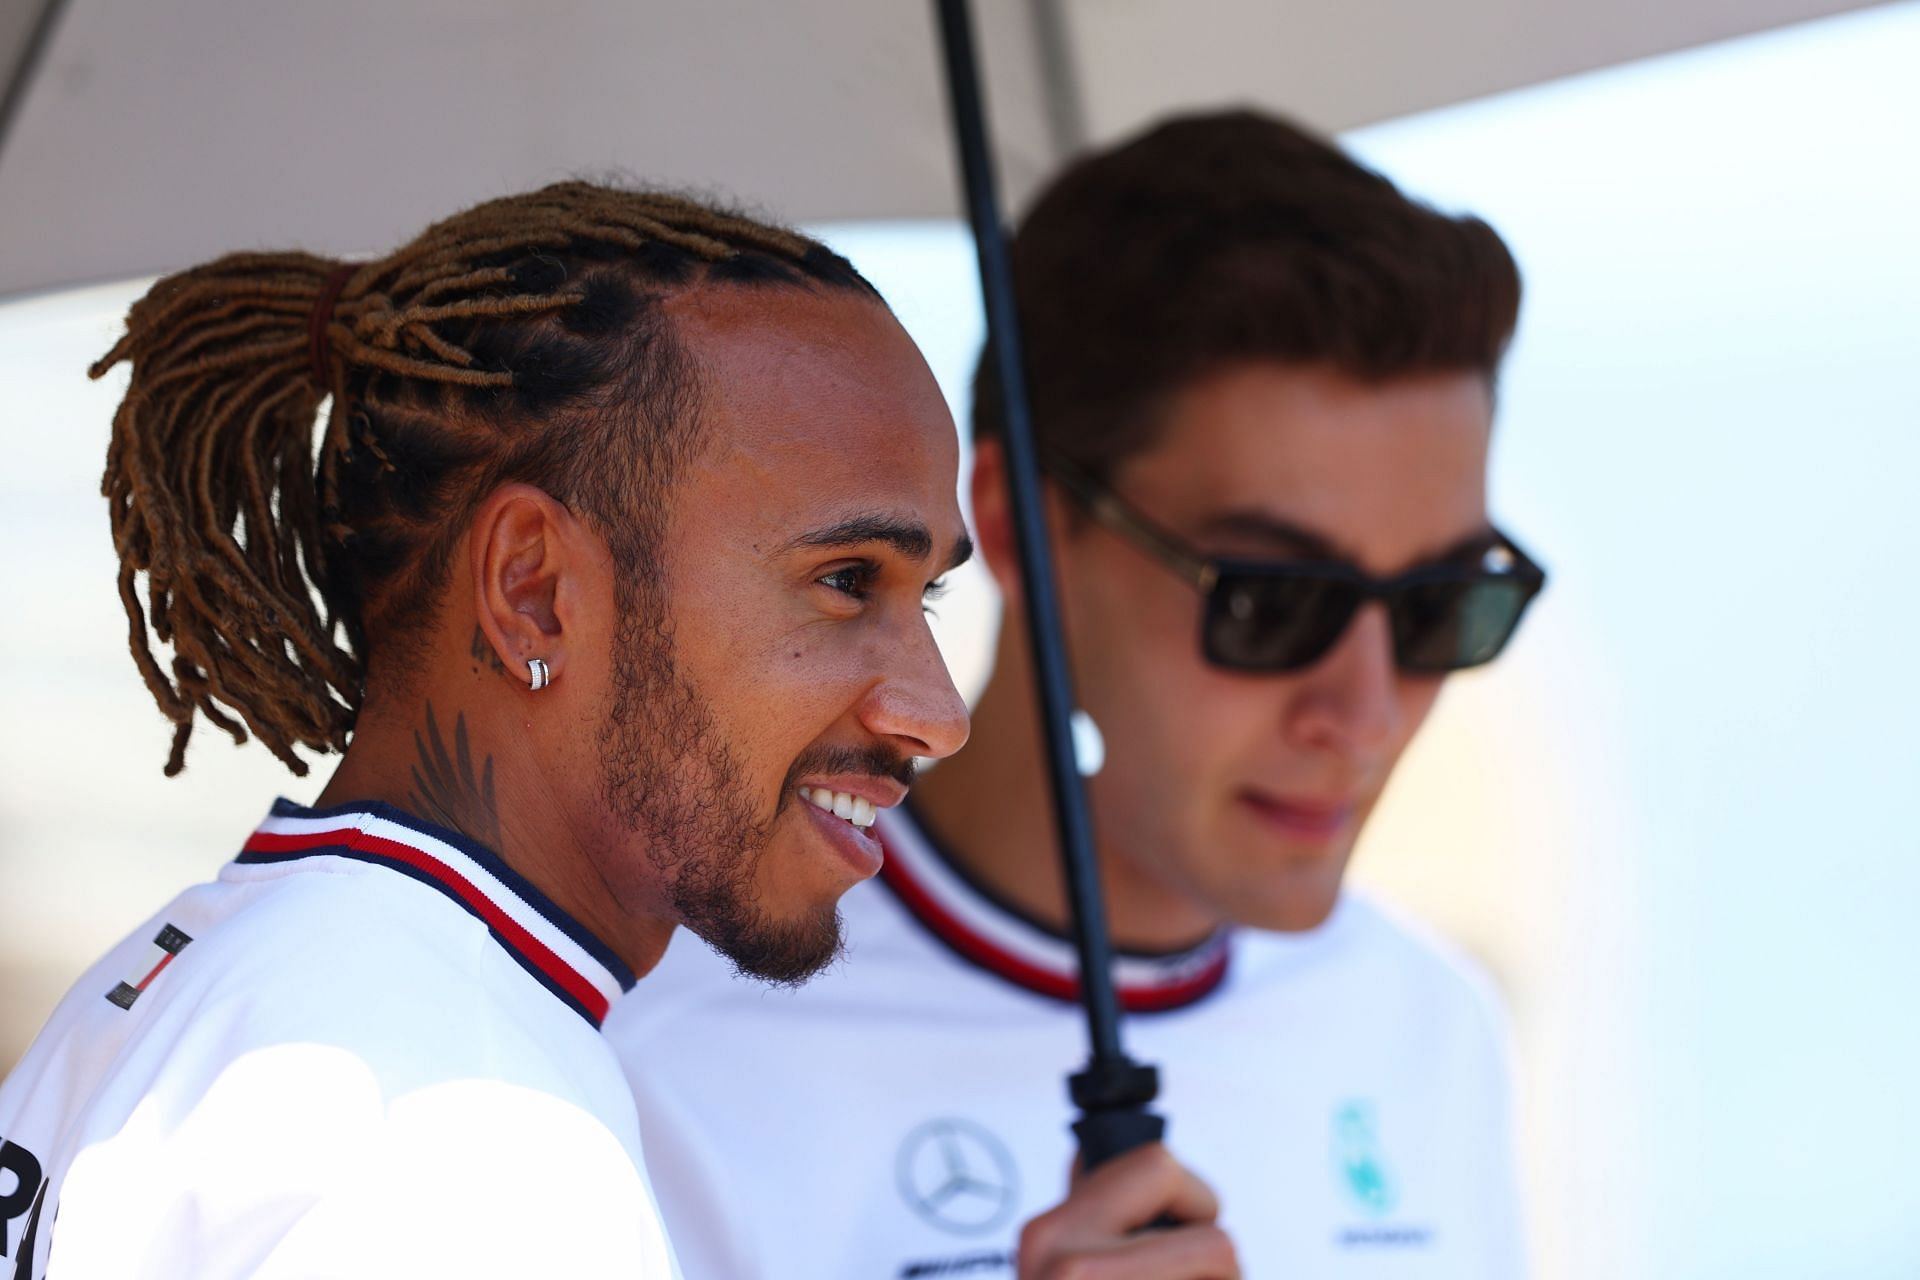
left=894, top=1117, right=1020, bottom=1236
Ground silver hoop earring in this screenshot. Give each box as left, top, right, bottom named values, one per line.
left=527, top=658, right=551, bottom=692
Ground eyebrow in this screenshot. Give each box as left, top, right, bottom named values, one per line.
left=942, top=533, right=975, bottom=573
left=1196, top=511, right=1346, bottom=560
left=783, top=516, right=975, bottom=573
left=1197, top=510, right=1496, bottom=566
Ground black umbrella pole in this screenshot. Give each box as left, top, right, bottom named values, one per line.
left=932, top=0, right=1165, bottom=1170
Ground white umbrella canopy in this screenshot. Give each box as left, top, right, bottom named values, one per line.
left=0, top=0, right=1891, bottom=298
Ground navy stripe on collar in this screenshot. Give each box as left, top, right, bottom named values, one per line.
left=874, top=804, right=1230, bottom=1013
left=235, top=799, right=633, bottom=1028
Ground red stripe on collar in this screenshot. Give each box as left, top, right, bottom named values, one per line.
left=874, top=808, right=1229, bottom=1013
left=236, top=802, right=633, bottom=1029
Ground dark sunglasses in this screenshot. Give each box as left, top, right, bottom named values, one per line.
left=1048, top=460, right=1546, bottom=675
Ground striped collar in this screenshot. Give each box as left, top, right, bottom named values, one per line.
left=237, top=799, right=635, bottom=1029
left=874, top=805, right=1230, bottom=1014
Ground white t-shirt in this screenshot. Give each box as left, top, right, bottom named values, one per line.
left=0, top=799, right=678, bottom=1279
left=609, top=803, right=1525, bottom=1280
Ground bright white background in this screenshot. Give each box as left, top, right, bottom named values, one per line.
left=2, top=6, right=1915, bottom=1275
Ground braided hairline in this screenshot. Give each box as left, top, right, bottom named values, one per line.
left=94, top=182, right=861, bottom=776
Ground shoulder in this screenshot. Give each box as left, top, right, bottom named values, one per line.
left=51, top=1061, right=674, bottom=1277
left=27, top=862, right=670, bottom=1276
left=1237, top=890, right=1512, bottom=1043
left=158, top=859, right=624, bottom=1107
left=607, top=878, right=962, bottom=1108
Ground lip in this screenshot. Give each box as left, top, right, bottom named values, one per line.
left=1237, top=790, right=1355, bottom=843
left=798, top=796, right=886, bottom=880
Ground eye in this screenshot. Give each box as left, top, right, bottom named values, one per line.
left=922, top=576, right=951, bottom=616
left=818, top=562, right=878, bottom=600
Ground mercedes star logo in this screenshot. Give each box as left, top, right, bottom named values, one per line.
left=895, top=1117, right=1020, bottom=1236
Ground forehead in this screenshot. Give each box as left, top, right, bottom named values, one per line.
left=1115, top=362, right=1494, bottom=569
left=666, top=286, right=963, bottom=542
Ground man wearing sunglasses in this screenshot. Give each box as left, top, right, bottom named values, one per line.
left=609, top=110, right=1539, bottom=1278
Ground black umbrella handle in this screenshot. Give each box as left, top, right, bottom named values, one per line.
left=1072, top=1064, right=1178, bottom=1231
left=930, top=0, right=1166, bottom=1169
left=1069, top=1058, right=1165, bottom=1169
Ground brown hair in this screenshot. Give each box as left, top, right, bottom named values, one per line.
left=974, top=109, right=1522, bottom=478
left=94, top=181, right=877, bottom=776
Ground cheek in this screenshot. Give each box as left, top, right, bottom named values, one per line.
left=1066, top=542, right=1197, bottom=686
left=662, top=579, right=853, bottom=775
left=712, top=637, right=844, bottom=763
left=1389, top=675, right=1447, bottom=751
left=1072, top=572, right=1267, bottom=800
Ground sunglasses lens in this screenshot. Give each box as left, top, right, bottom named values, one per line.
left=1393, top=578, right=1532, bottom=672
left=1204, top=574, right=1356, bottom=671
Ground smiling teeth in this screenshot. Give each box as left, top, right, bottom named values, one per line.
left=799, top=787, right=876, bottom=828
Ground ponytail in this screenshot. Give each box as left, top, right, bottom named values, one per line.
left=94, top=254, right=366, bottom=775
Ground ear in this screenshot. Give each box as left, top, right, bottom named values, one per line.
left=969, top=438, right=1079, bottom=608
left=468, top=483, right=590, bottom=689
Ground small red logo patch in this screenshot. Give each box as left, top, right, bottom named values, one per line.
left=105, top=923, right=193, bottom=1010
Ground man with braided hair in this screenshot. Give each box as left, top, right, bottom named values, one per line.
left=0, top=183, right=1237, bottom=1279
left=612, top=111, right=1542, bottom=1277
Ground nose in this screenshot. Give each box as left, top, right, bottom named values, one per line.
left=857, top=616, right=971, bottom=762
left=1286, top=602, right=1405, bottom=758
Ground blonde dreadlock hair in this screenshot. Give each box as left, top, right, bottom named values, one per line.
left=94, top=181, right=878, bottom=777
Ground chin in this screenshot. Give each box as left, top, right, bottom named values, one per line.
left=1198, top=854, right=1351, bottom=934
left=712, top=902, right=847, bottom=988
left=1206, top=886, right=1338, bottom=934
left=1192, top=816, right=1361, bottom=934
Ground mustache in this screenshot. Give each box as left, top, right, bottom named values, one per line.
left=779, top=743, right=918, bottom=801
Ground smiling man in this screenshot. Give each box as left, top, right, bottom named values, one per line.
left=610, top=112, right=1543, bottom=1278
left=0, top=184, right=1234, bottom=1279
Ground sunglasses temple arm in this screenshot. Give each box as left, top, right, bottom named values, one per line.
left=1048, top=462, right=1219, bottom=593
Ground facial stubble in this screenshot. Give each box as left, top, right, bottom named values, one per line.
left=596, top=595, right=845, bottom=987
